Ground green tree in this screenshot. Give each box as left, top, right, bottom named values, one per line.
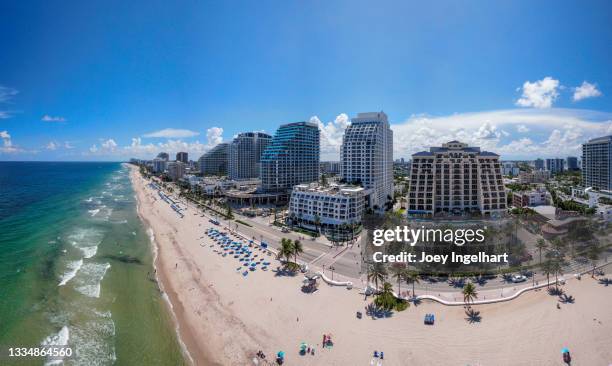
left=293, top=239, right=303, bottom=265
left=277, top=238, right=295, bottom=265
left=404, top=270, right=420, bottom=299
left=367, top=262, right=388, bottom=291
left=535, top=239, right=547, bottom=265
left=462, top=282, right=478, bottom=307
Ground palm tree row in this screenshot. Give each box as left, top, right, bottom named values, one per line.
left=370, top=264, right=421, bottom=299
left=276, top=238, right=304, bottom=269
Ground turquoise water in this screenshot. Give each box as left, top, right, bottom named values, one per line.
left=0, top=162, right=184, bottom=365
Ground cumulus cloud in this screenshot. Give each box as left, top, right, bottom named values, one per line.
left=41, top=115, right=67, bottom=122
left=573, top=81, right=602, bottom=102
left=516, top=124, right=530, bottom=133
left=310, top=113, right=350, bottom=161
left=391, top=108, right=612, bottom=159
left=206, top=127, right=223, bottom=146
left=515, top=77, right=560, bottom=108
left=87, top=127, right=225, bottom=159
left=142, top=128, right=200, bottom=138
left=46, top=141, right=58, bottom=150
left=0, top=130, right=20, bottom=153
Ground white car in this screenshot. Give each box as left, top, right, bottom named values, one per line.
left=511, top=275, right=527, bottom=283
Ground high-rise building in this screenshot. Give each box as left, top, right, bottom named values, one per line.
left=534, top=158, right=544, bottom=171
left=407, top=141, right=506, bottom=217
left=320, top=161, right=341, bottom=175
left=152, top=158, right=167, bottom=174
left=260, top=122, right=320, bottom=192
left=167, top=161, right=185, bottom=181
left=198, top=143, right=229, bottom=176
left=582, top=135, right=612, bottom=190
left=546, top=158, right=565, bottom=175
left=157, top=152, right=169, bottom=161
left=566, top=156, right=579, bottom=171
left=502, top=162, right=520, bottom=176
left=288, top=183, right=365, bottom=233
left=341, top=112, right=394, bottom=210
left=176, top=151, right=188, bottom=164
left=228, top=132, right=272, bottom=180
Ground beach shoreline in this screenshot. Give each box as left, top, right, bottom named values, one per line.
left=128, top=164, right=612, bottom=366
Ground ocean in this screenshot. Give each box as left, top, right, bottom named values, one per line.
left=0, top=162, right=185, bottom=365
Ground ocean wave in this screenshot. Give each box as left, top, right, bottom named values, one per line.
left=69, top=311, right=116, bottom=366
left=41, top=325, right=70, bottom=366
left=68, top=227, right=103, bottom=258
left=80, top=246, right=98, bottom=259
left=88, top=209, right=100, bottom=217
left=58, top=259, right=83, bottom=286
left=75, top=262, right=111, bottom=298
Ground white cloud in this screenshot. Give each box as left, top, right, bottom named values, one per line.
left=310, top=113, right=350, bottom=161
left=46, top=141, right=58, bottom=150
left=0, top=130, right=20, bottom=153
left=87, top=127, right=225, bottom=159
left=515, top=77, right=560, bottom=108
left=391, top=108, right=612, bottom=159
left=205, top=127, right=223, bottom=146
left=573, top=81, right=602, bottom=101
left=64, top=141, right=74, bottom=149
left=142, top=128, right=200, bottom=138
left=41, top=115, right=67, bottom=122
left=0, top=86, right=18, bottom=103
left=516, top=124, right=530, bottom=133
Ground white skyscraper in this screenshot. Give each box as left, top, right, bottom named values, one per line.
left=340, top=111, right=394, bottom=211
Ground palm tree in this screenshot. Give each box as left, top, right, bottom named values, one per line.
left=587, top=243, right=602, bottom=277
left=541, top=259, right=553, bottom=287
left=314, top=215, right=321, bottom=233
left=462, top=282, right=478, bottom=307
left=550, top=259, right=563, bottom=289
left=535, top=239, right=547, bottom=265
left=293, top=239, right=303, bottom=265
left=367, top=262, right=387, bottom=291
left=404, top=270, right=420, bottom=299
left=390, top=266, right=405, bottom=296
left=277, top=238, right=294, bottom=264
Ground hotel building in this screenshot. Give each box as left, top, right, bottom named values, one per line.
left=260, top=122, right=320, bottom=192
left=288, top=183, right=365, bottom=233
left=228, top=132, right=272, bottom=180
left=582, top=135, right=612, bottom=190
left=407, top=141, right=506, bottom=217
left=198, top=143, right=229, bottom=176
left=566, top=156, right=579, bottom=171
left=518, top=170, right=551, bottom=184
left=534, top=158, right=545, bottom=171
left=340, top=112, right=393, bottom=210
left=152, top=158, right=167, bottom=174
left=512, top=188, right=550, bottom=208
left=156, top=152, right=169, bottom=161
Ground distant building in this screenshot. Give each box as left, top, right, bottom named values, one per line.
left=518, top=170, right=551, bottom=184
left=288, top=183, right=365, bottom=233
left=167, top=161, right=185, bottom=181
left=320, top=161, right=341, bottom=175
left=582, top=135, right=612, bottom=190
left=546, top=158, right=565, bottom=175
left=408, top=141, right=506, bottom=217
left=198, top=143, right=229, bottom=176
left=228, top=132, right=272, bottom=180
left=566, top=156, right=579, bottom=171
left=176, top=152, right=188, bottom=164
left=152, top=158, right=167, bottom=174
left=512, top=188, right=550, bottom=207
left=534, top=158, right=545, bottom=171
left=341, top=112, right=393, bottom=210
left=260, top=122, right=320, bottom=192
left=502, top=162, right=520, bottom=176
left=157, top=152, right=169, bottom=161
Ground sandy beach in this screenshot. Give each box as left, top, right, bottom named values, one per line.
left=129, top=165, right=612, bottom=366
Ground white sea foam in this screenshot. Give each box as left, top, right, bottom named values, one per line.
left=58, top=259, right=83, bottom=286
left=68, top=311, right=116, bottom=365
left=75, top=262, right=111, bottom=298
left=80, top=246, right=98, bottom=259
left=88, top=209, right=100, bottom=217
left=41, top=325, right=70, bottom=366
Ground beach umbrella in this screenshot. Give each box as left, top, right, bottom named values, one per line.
left=277, top=351, right=285, bottom=358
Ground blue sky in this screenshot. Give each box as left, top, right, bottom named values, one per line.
left=1, top=0, right=611, bottom=161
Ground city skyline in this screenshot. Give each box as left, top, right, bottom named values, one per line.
left=1, top=1, right=612, bottom=161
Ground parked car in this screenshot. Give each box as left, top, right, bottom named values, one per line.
left=511, top=274, right=527, bottom=283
